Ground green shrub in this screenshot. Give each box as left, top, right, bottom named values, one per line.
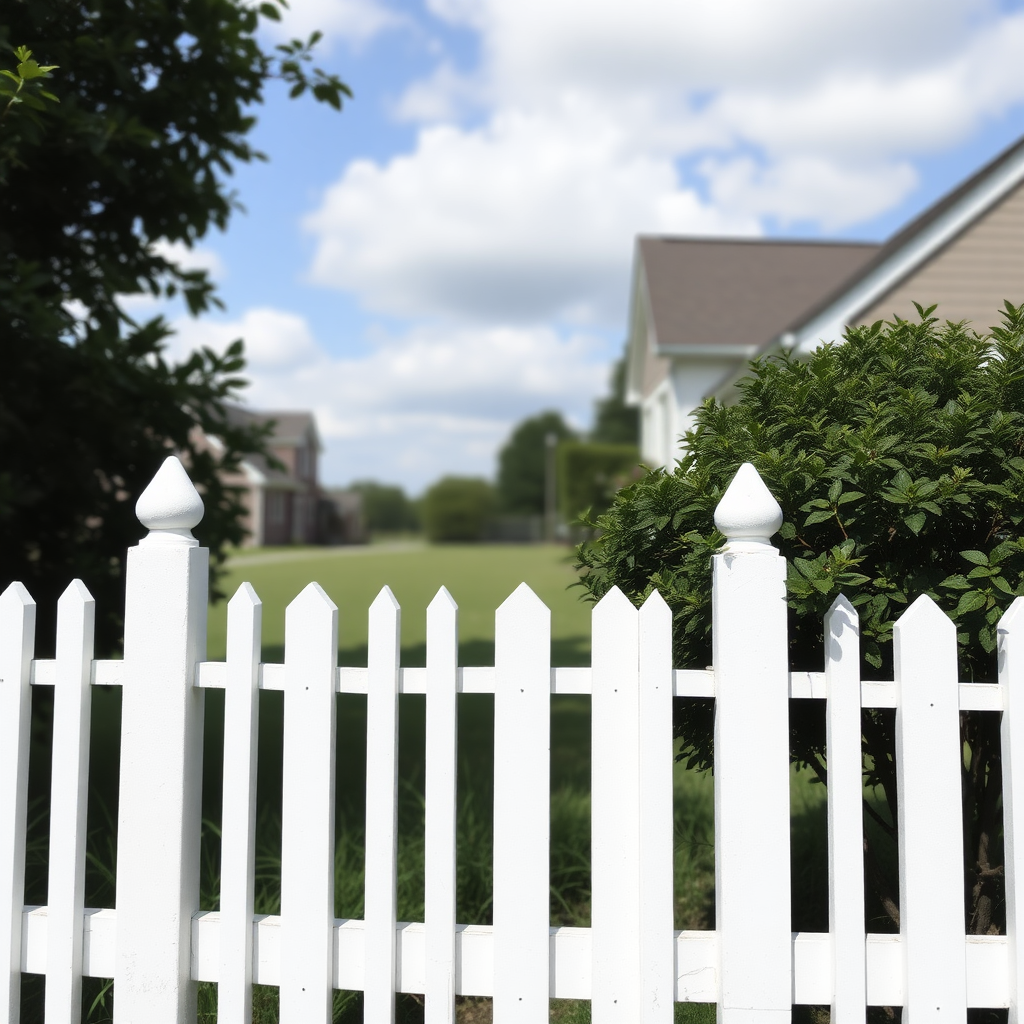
left=422, top=476, right=497, bottom=542
left=575, top=302, right=1024, bottom=935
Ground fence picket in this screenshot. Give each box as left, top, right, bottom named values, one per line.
left=592, top=586, right=641, bottom=1022
left=280, top=583, right=338, bottom=1024
left=45, top=581, right=95, bottom=1024
left=638, top=590, right=674, bottom=1023
left=0, top=583, right=34, bottom=1024
left=115, top=481, right=209, bottom=1024
left=824, top=596, right=866, bottom=1024
left=712, top=463, right=791, bottom=1024
left=493, top=583, right=551, bottom=1021
left=425, top=587, right=459, bottom=1024
left=893, top=596, right=967, bottom=1023
left=219, top=583, right=262, bottom=1024
left=1001, top=598, right=1024, bottom=1024
left=364, top=586, right=401, bottom=1024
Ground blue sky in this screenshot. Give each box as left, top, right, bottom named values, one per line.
left=158, top=0, right=1024, bottom=492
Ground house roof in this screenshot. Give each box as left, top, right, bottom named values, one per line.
left=224, top=406, right=323, bottom=452
left=636, top=236, right=880, bottom=355
left=786, top=132, right=1024, bottom=352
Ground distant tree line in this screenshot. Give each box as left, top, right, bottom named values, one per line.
left=352, top=353, right=641, bottom=544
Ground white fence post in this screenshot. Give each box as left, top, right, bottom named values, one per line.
left=638, top=590, right=675, bottom=1024
left=824, top=597, right=866, bottom=1024
left=279, top=583, right=338, bottom=1024
left=894, top=596, right=966, bottom=1024
left=219, top=582, right=262, bottom=1024
left=46, top=580, right=96, bottom=1024
left=712, top=463, right=791, bottom=1024
left=1001, top=597, right=1024, bottom=1024
left=591, top=585, right=641, bottom=1022
left=364, top=586, right=401, bottom=1024
left=114, top=456, right=209, bottom=1024
left=425, top=587, right=459, bottom=1024
left=0, top=582, right=34, bottom=1024
left=493, top=583, right=550, bottom=1022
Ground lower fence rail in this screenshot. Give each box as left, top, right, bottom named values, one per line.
left=17, top=910, right=1015, bottom=1007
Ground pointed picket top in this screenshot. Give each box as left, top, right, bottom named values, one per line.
left=825, top=595, right=858, bottom=638
left=286, top=581, right=338, bottom=616
left=498, top=581, right=548, bottom=615
left=428, top=585, right=458, bottom=615
left=714, top=463, right=783, bottom=552
left=640, top=587, right=670, bottom=615
left=592, top=585, right=637, bottom=630
left=999, top=595, right=1024, bottom=635
left=229, top=581, right=261, bottom=611
left=0, top=580, right=35, bottom=610
left=371, top=585, right=401, bottom=614
left=894, top=592, right=953, bottom=633
left=58, top=578, right=95, bottom=610
left=135, top=455, right=205, bottom=546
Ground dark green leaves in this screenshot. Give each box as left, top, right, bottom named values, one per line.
left=574, top=303, right=1024, bottom=774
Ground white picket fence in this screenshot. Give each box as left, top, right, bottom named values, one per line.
left=2, top=457, right=1024, bottom=1024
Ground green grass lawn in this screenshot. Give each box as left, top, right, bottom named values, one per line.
left=207, top=542, right=593, bottom=667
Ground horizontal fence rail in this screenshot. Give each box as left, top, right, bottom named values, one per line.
left=24, top=658, right=1009, bottom=709
left=3, top=457, right=1023, bottom=1024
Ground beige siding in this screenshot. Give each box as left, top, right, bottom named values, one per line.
left=858, top=180, right=1024, bottom=332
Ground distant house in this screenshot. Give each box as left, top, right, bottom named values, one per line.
left=203, top=408, right=323, bottom=546
left=626, top=135, right=1024, bottom=468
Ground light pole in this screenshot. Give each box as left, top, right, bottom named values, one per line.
left=544, top=432, right=557, bottom=542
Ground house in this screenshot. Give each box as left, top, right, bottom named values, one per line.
left=205, top=408, right=336, bottom=546
left=626, top=135, right=1024, bottom=468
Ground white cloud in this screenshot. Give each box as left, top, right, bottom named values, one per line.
left=152, top=239, right=226, bottom=280
left=699, top=156, right=919, bottom=232
left=169, top=307, right=610, bottom=488
left=301, top=0, right=1024, bottom=332
left=306, top=99, right=758, bottom=324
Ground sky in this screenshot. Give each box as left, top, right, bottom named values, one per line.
left=157, top=0, right=1024, bottom=493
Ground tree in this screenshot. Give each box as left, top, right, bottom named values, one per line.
left=422, top=477, right=496, bottom=542
left=0, top=4, right=349, bottom=651
left=497, top=411, right=577, bottom=515
left=558, top=441, right=640, bottom=520
left=575, top=304, right=1024, bottom=934
left=591, top=353, right=639, bottom=445
left=349, top=480, right=420, bottom=535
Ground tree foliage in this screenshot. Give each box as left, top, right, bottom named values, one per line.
left=349, top=480, right=420, bottom=535
left=591, top=353, right=639, bottom=445
left=558, top=440, right=639, bottom=520
left=575, top=303, right=1024, bottom=933
left=422, top=477, right=496, bottom=543
left=496, top=410, right=576, bottom=515
left=0, top=3, right=349, bottom=651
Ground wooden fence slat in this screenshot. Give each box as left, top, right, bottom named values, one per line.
left=1000, top=597, right=1024, bottom=1024
left=425, top=587, right=458, bottom=1024
left=115, top=497, right=208, bottom=1024
left=0, top=583, right=34, bottom=1024
left=364, top=586, right=401, bottom=1024
left=894, top=596, right=967, bottom=1024
left=45, top=580, right=95, bottom=1024
left=591, top=586, right=641, bottom=1023
left=493, top=583, right=550, bottom=1022
left=824, top=596, right=866, bottom=1024
left=280, top=583, right=338, bottom=1024
left=711, top=501, right=791, bottom=1024
left=638, top=590, right=674, bottom=1023
left=219, top=583, right=262, bottom=1024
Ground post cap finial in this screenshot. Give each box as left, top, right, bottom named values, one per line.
left=135, top=456, right=204, bottom=545
left=714, top=463, right=783, bottom=552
